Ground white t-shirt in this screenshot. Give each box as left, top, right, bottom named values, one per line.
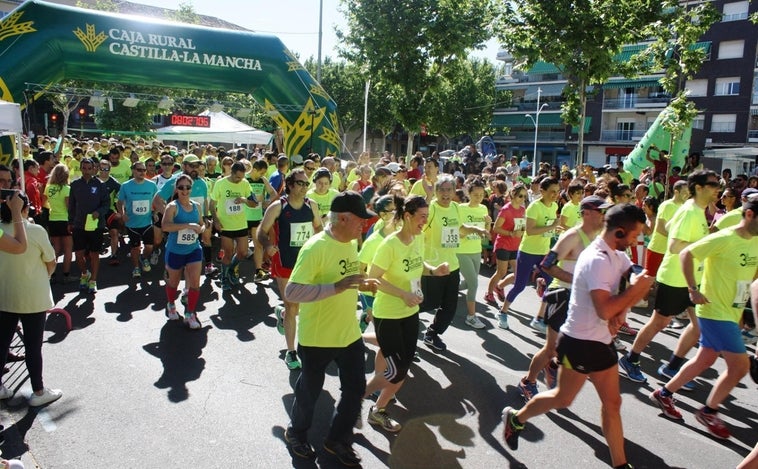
left=561, top=237, right=631, bottom=344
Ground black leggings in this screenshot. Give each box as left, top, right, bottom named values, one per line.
left=0, top=311, right=46, bottom=392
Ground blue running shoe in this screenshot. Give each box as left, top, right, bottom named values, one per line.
left=657, top=363, right=695, bottom=392
left=619, top=355, right=647, bottom=383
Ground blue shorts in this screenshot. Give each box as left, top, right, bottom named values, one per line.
left=165, top=248, right=203, bottom=270
left=697, top=317, right=745, bottom=354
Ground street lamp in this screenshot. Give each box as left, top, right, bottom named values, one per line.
left=525, top=87, right=548, bottom=179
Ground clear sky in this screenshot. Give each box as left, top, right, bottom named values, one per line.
left=133, top=0, right=501, bottom=63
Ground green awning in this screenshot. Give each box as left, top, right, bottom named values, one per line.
left=690, top=41, right=711, bottom=54
left=571, top=117, right=592, bottom=134
left=603, top=79, right=661, bottom=89
left=491, top=113, right=564, bottom=128
left=527, top=61, right=560, bottom=75
left=614, top=44, right=649, bottom=62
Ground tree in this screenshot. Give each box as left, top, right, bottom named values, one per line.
left=169, top=2, right=200, bottom=24
left=338, top=0, right=498, bottom=157
left=47, top=93, right=87, bottom=138
left=497, top=0, right=662, bottom=167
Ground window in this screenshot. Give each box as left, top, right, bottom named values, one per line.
left=710, top=114, right=737, bottom=133
left=715, top=77, right=740, bottom=96
left=685, top=79, right=708, bottom=97
left=722, top=1, right=749, bottom=22
left=718, top=40, right=744, bottom=60
left=692, top=115, right=705, bottom=130
left=616, top=121, right=635, bottom=140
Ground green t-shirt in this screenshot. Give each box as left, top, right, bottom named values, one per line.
left=423, top=201, right=461, bottom=270
left=306, top=188, right=339, bottom=218
left=290, top=232, right=362, bottom=347
left=714, top=208, right=742, bottom=231
left=657, top=199, right=709, bottom=287
left=211, top=177, right=253, bottom=231
left=409, top=179, right=429, bottom=198
left=44, top=183, right=70, bottom=222
left=689, top=228, right=758, bottom=323
left=647, top=199, right=682, bottom=254
left=519, top=199, right=558, bottom=255
left=245, top=178, right=266, bottom=222
left=331, top=171, right=342, bottom=191
left=372, top=232, right=425, bottom=320
left=560, top=200, right=581, bottom=229
left=109, top=159, right=132, bottom=184
left=457, top=203, right=488, bottom=255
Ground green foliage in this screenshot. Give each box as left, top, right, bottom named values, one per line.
left=95, top=100, right=156, bottom=133
left=169, top=2, right=200, bottom=25
left=76, top=0, right=118, bottom=12
left=338, top=0, right=498, bottom=151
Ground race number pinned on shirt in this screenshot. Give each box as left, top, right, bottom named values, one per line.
left=543, top=218, right=556, bottom=237
left=132, top=199, right=150, bottom=216
left=466, top=221, right=485, bottom=240
left=178, top=228, right=197, bottom=245
left=441, top=226, right=460, bottom=248
left=290, top=222, right=313, bottom=247
left=733, top=281, right=751, bottom=308
left=225, top=198, right=243, bottom=216
left=514, top=218, right=526, bottom=231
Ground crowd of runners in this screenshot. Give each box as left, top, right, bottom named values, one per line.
left=1, top=134, right=757, bottom=468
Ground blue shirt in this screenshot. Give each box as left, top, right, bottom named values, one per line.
left=118, top=179, right=157, bottom=228
left=166, top=200, right=202, bottom=255
left=158, top=174, right=208, bottom=209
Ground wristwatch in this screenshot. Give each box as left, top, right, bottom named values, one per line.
left=687, top=285, right=698, bottom=293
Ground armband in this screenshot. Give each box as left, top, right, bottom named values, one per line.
left=540, top=250, right=559, bottom=271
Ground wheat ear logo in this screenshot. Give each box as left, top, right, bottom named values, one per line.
left=74, top=24, right=107, bottom=52
left=0, top=11, right=36, bottom=42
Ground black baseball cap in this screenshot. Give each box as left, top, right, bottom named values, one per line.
left=331, top=191, right=376, bottom=219
left=580, top=195, right=613, bottom=211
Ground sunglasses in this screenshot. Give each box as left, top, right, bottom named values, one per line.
left=293, top=180, right=310, bottom=187
left=304, top=166, right=316, bottom=171
left=176, top=185, right=192, bottom=190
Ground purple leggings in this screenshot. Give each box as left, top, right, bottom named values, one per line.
left=505, top=251, right=553, bottom=303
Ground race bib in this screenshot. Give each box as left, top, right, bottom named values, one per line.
left=290, top=222, right=313, bottom=247
left=132, top=199, right=150, bottom=216
left=513, top=218, right=526, bottom=231
left=732, top=281, right=751, bottom=308
left=441, top=226, right=459, bottom=248
left=410, top=278, right=424, bottom=301
left=543, top=218, right=555, bottom=237
left=225, top=198, right=243, bottom=216
left=466, top=221, right=485, bottom=240
left=178, top=228, right=197, bottom=245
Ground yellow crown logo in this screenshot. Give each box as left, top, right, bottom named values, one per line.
left=73, top=24, right=107, bottom=52
left=0, top=11, right=36, bottom=42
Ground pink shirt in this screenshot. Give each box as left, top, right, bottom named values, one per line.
left=494, top=202, right=526, bottom=251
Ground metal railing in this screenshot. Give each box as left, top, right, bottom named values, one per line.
left=603, top=96, right=670, bottom=109
left=601, top=129, right=647, bottom=141
left=496, top=131, right=566, bottom=142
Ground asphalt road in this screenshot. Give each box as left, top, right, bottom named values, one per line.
left=0, top=255, right=755, bottom=469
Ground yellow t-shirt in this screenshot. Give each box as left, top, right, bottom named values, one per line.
left=410, top=179, right=430, bottom=198
left=372, top=232, right=425, bottom=320
left=331, top=171, right=342, bottom=191
left=560, top=200, right=581, bottom=228
left=714, top=208, right=742, bottom=231
left=519, top=199, right=558, bottom=255
left=306, top=188, right=339, bottom=218
left=290, top=232, right=362, bottom=347
left=44, top=183, right=70, bottom=222
left=657, top=199, right=709, bottom=287
left=211, top=177, right=253, bottom=231
left=457, top=203, right=488, bottom=255
left=109, top=159, right=132, bottom=184
left=647, top=199, right=682, bottom=254
left=689, top=228, right=758, bottom=323
left=423, top=201, right=461, bottom=270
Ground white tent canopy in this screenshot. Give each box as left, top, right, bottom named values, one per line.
left=156, top=110, right=272, bottom=145
left=0, top=100, right=22, bottom=136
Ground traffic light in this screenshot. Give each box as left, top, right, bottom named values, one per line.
left=79, top=108, right=86, bottom=117
left=50, top=113, right=57, bottom=122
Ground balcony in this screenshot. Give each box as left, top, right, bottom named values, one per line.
left=495, top=101, right=564, bottom=112
left=603, top=96, right=670, bottom=109
left=495, top=131, right=566, bottom=142
left=749, top=130, right=758, bottom=143
left=601, top=129, right=647, bottom=142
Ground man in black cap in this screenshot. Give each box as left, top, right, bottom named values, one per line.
left=282, top=191, right=378, bottom=466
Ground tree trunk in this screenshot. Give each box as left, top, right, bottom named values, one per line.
left=575, top=83, right=587, bottom=169
left=406, top=131, right=415, bottom=158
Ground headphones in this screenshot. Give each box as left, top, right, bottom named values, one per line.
left=615, top=229, right=626, bottom=239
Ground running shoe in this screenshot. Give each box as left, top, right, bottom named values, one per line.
left=741, top=329, right=758, bottom=345
left=274, top=306, right=285, bottom=335
left=649, top=389, right=682, bottom=420
left=132, top=268, right=141, bottom=279
left=253, top=269, right=270, bottom=283
left=613, top=336, right=627, bottom=352
left=618, top=322, right=638, bottom=336
left=227, top=267, right=241, bottom=286
left=359, top=312, right=370, bottom=333
left=108, top=255, right=119, bottom=266
left=695, top=408, right=730, bottom=439
left=166, top=303, right=180, bottom=321
left=668, top=317, right=687, bottom=329
left=368, top=406, right=402, bottom=432
left=517, top=378, right=539, bottom=402
left=530, top=317, right=547, bottom=334
left=140, top=257, right=152, bottom=273
left=87, top=280, right=97, bottom=294
left=619, top=355, right=647, bottom=383
left=543, top=362, right=558, bottom=390
left=465, top=315, right=486, bottom=329
left=483, top=292, right=498, bottom=305
left=204, top=263, right=217, bottom=276
left=423, top=333, right=447, bottom=351
left=498, top=312, right=509, bottom=330
left=150, top=248, right=161, bottom=266
left=28, top=388, right=63, bottom=407
left=220, top=276, right=231, bottom=291
left=79, top=271, right=91, bottom=291
left=285, top=350, right=301, bottom=370
left=657, top=364, right=696, bottom=392
left=501, top=406, right=523, bottom=450
left=184, top=313, right=201, bottom=330
left=284, top=428, right=315, bottom=460
left=496, top=287, right=506, bottom=302
left=323, top=439, right=361, bottom=467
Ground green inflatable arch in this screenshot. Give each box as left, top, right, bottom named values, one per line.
left=0, top=0, right=340, bottom=156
